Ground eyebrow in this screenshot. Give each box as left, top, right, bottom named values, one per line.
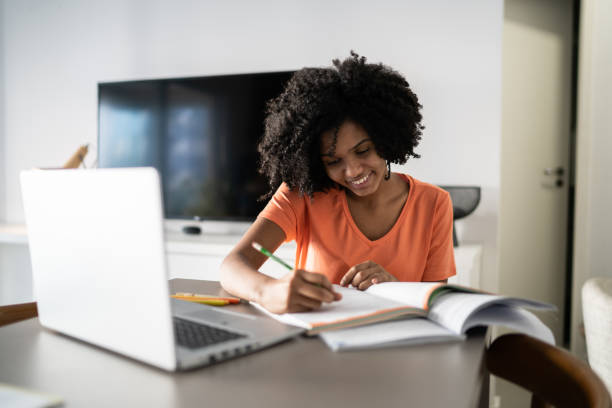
left=321, top=138, right=371, bottom=157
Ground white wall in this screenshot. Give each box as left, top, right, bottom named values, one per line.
left=571, top=0, right=612, bottom=358
left=0, top=0, right=502, bottom=289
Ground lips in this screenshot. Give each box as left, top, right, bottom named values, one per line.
left=347, top=171, right=373, bottom=187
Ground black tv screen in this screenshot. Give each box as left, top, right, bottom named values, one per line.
left=98, top=71, right=294, bottom=221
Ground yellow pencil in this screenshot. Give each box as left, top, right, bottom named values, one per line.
left=171, top=295, right=232, bottom=306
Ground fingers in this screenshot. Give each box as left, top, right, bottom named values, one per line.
left=340, top=261, right=376, bottom=287
left=357, top=272, right=385, bottom=290
left=301, top=270, right=334, bottom=292
left=298, top=270, right=342, bottom=300
left=340, top=263, right=362, bottom=287
left=341, top=261, right=396, bottom=290
left=294, top=294, right=322, bottom=311
left=262, top=269, right=343, bottom=313
left=296, top=278, right=336, bottom=303
left=284, top=270, right=340, bottom=312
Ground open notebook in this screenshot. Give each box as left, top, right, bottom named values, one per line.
left=252, top=282, right=555, bottom=349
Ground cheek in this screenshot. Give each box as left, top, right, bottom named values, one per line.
left=324, top=167, right=339, bottom=180
left=324, top=166, right=343, bottom=182
left=369, top=155, right=386, bottom=169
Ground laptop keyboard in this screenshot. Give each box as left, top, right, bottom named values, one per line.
left=173, top=317, right=247, bottom=350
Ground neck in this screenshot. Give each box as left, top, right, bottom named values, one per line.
left=346, top=173, right=403, bottom=209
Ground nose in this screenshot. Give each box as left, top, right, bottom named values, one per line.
left=344, top=157, right=363, bottom=178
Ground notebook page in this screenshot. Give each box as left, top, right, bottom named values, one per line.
left=365, top=282, right=442, bottom=309
left=251, top=285, right=414, bottom=329
left=427, top=293, right=555, bottom=335
left=463, top=304, right=555, bottom=344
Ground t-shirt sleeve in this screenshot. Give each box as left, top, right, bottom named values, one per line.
left=257, top=183, right=303, bottom=243
left=422, top=191, right=457, bottom=281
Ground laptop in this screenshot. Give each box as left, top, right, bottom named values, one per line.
left=20, top=167, right=303, bottom=371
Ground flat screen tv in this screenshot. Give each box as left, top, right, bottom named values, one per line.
left=98, top=71, right=294, bottom=227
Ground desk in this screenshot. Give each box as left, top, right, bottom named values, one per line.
left=0, top=280, right=489, bottom=408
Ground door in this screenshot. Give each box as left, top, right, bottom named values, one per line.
left=500, top=0, right=573, bottom=347
left=497, top=1, right=574, bottom=406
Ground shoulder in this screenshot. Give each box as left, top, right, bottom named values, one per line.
left=270, top=183, right=342, bottom=208
left=272, top=182, right=301, bottom=201
left=399, top=174, right=450, bottom=201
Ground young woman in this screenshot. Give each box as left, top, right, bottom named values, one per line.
left=220, top=52, right=456, bottom=314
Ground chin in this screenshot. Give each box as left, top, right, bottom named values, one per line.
left=345, top=173, right=381, bottom=196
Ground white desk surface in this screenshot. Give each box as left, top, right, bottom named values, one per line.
left=0, top=279, right=489, bottom=408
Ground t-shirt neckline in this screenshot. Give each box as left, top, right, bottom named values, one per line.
left=341, top=174, right=413, bottom=246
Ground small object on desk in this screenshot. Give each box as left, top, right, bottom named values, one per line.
left=171, top=293, right=240, bottom=306
left=63, top=144, right=89, bottom=169
left=0, top=382, right=63, bottom=408
left=182, top=225, right=202, bottom=235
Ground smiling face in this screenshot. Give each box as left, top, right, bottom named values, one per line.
left=320, top=120, right=388, bottom=198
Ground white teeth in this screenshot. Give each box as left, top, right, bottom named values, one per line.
left=350, top=173, right=369, bottom=185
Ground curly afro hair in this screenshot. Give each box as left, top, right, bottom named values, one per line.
left=258, top=51, right=424, bottom=198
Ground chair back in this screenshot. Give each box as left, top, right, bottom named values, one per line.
left=0, top=302, right=38, bottom=326
left=486, top=333, right=611, bottom=408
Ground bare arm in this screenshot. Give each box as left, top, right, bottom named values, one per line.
left=219, top=217, right=341, bottom=313
left=219, top=217, right=286, bottom=303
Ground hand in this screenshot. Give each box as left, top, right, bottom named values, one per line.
left=259, top=269, right=342, bottom=314
left=340, top=260, right=398, bottom=290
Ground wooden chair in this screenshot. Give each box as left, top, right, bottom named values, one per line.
left=0, top=302, right=38, bottom=326
left=486, top=333, right=611, bottom=408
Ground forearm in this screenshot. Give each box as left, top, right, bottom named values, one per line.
left=220, top=251, right=274, bottom=303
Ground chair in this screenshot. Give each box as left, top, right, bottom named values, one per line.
left=438, top=186, right=481, bottom=246
left=583, top=277, right=612, bottom=395
left=486, top=333, right=611, bottom=408
left=0, top=302, right=38, bottom=326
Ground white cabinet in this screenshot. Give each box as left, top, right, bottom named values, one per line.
left=164, top=231, right=295, bottom=281
left=0, top=224, right=483, bottom=305
left=164, top=230, right=483, bottom=287
left=449, top=244, right=483, bottom=288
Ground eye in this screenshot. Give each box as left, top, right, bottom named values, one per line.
left=356, top=148, right=370, bottom=155
left=324, top=159, right=340, bottom=167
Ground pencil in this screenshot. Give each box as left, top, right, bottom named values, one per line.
left=171, top=295, right=229, bottom=306
left=252, top=242, right=331, bottom=292
left=251, top=242, right=293, bottom=271
left=171, top=293, right=240, bottom=306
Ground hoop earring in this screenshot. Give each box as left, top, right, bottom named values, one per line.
left=384, top=161, right=391, bottom=181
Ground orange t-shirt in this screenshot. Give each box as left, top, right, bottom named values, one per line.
left=258, top=174, right=456, bottom=283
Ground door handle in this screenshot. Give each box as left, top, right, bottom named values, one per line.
left=542, top=166, right=564, bottom=188
left=543, top=167, right=564, bottom=176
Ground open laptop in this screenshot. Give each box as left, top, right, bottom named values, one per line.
left=20, top=167, right=303, bottom=371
